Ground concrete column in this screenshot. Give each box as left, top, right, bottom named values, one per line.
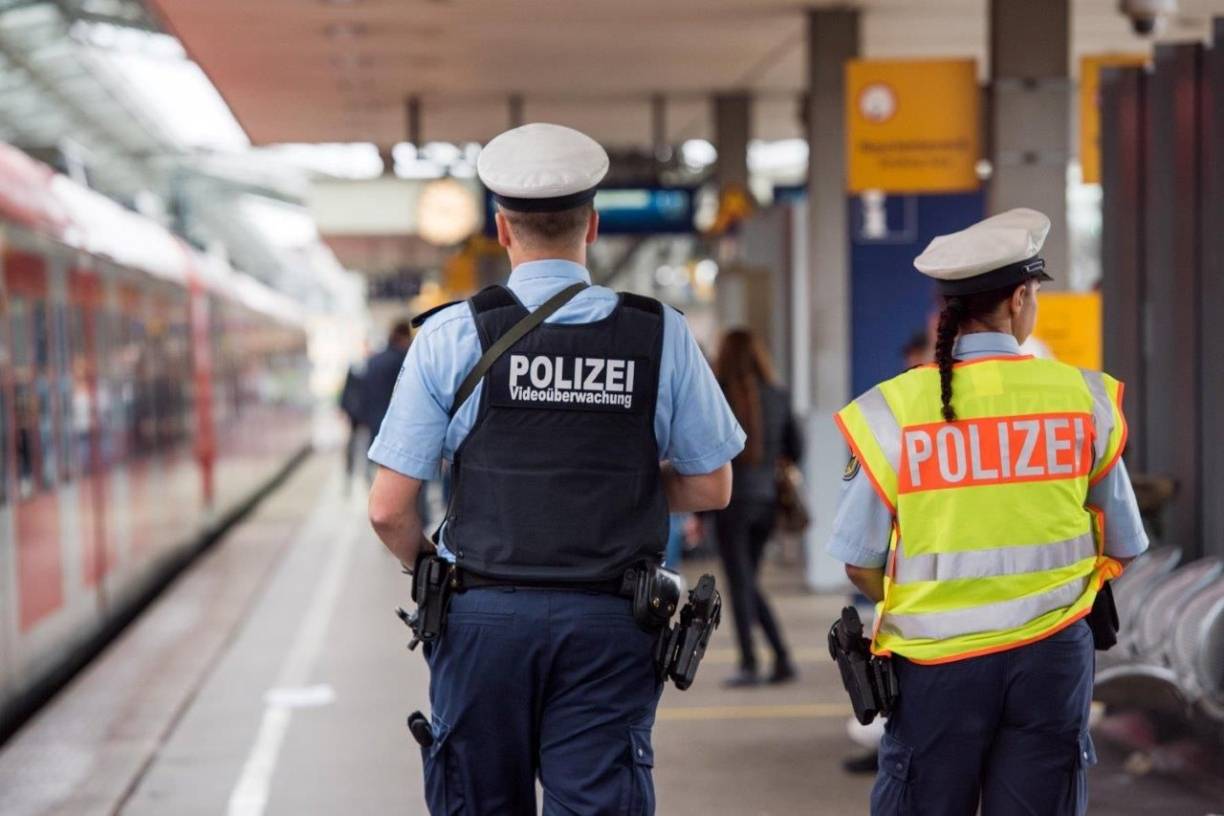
left=713, top=92, right=751, bottom=191
left=804, top=8, right=858, bottom=591
left=988, top=0, right=1070, bottom=285
left=712, top=92, right=757, bottom=336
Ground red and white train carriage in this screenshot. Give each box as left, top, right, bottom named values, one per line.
left=0, top=143, right=312, bottom=733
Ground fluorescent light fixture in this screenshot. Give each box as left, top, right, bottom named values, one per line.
left=256, top=143, right=384, bottom=180
left=748, top=139, right=809, bottom=174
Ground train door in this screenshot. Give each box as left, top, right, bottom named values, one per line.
left=5, top=247, right=64, bottom=632
left=68, top=266, right=109, bottom=600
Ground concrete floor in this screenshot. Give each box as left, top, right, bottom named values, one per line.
left=1, top=452, right=1221, bottom=815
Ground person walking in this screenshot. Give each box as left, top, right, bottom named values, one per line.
left=827, top=209, right=1149, bottom=815
left=714, top=328, right=802, bottom=687
left=367, top=123, right=744, bottom=815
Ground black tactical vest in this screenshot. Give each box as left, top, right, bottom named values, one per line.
left=445, top=285, right=669, bottom=582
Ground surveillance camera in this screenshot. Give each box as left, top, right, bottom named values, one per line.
left=1118, top=0, right=1178, bottom=36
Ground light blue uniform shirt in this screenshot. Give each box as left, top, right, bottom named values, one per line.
left=369, top=259, right=746, bottom=559
left=826, top=332, right=1150, bottom=568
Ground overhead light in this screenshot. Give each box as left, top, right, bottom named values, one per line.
left=681, top=139, right=717, bottom=170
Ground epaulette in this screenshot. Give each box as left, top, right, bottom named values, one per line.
left=411, top=300, right=463, bottom=329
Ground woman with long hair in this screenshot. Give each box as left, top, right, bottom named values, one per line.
left=714, top=328, right=802, bottom=687
left=827, top=209, right=1148, bottom=815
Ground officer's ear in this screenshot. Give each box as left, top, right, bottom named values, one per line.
left=585, top=208, right=599, bottom=245
left=1008, top=282, right=1028, bottom=318
left=495, top=210, right=514, bottom=250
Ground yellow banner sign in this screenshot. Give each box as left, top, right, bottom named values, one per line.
left=1034, top=292, right=1102, bottom=370
left=1079, top=54, right=1148, bottom=185
left=845, top=59, right=981, bottom=194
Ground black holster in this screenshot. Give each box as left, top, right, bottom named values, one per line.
left=655, top=574, right=721, bottom=691
left=1087, top=580, right=1119, bottom=651
left=828, top=606, right=899, bottom=725
left=395, top=553, right=455, bottom=651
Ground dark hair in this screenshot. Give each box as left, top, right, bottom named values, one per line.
left=500, top=202, right=593, bottom=247
left=933, top=286, right=1020, bottom=422
left=715, top=328, right=777, bottom=467
left=389, top=319, right=413, bottom=346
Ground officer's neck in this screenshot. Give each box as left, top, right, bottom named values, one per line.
left=507, top=243, right=588, bottom=269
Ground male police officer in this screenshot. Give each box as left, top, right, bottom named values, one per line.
left=368, top=123, right=744, bottom=815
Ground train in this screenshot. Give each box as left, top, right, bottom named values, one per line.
left=0, top=143, right=313, bottom=735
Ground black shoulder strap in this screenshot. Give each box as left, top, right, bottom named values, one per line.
left=450, top=282, right=588, bottom=416
left=469, top=285, right=519, bottom=314
left=411, top=300, right=462, bottom=329
left=619, top=292, right=664, bottom=316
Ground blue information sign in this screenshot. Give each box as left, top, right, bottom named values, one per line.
left=484, top=187, right=695, bottom=236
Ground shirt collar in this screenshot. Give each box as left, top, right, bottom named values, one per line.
left=953, top=331, right=1023, bottom=359
left=507, top=259, right=592, bottom=287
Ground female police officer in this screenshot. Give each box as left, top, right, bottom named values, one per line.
left=826, top=209, right=1149, bottom=815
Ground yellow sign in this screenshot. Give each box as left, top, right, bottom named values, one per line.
left=1079, top=54, right=1148, bottom=185
left=846, top=59, right=981, bottom=194
left=1034, top=292, right=1102, bottom=370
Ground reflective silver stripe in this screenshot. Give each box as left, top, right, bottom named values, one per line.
left=1081, top=370, right=1114, bottom=464
left=856, top=387, right=902, bottom=472
left=892, top=532, right=1097, bottom=584
left=879, top=576, right=1088, bottom=641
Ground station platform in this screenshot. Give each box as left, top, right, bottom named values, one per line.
left=1, top=453, right=1221, bottom=816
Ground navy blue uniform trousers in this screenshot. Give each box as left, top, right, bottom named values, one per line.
left=422, top=587, right=662, bottom=815
left=872, top=619, right=1097, bottom=816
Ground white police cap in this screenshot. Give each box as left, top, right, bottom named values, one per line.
left=477, top=123, right=609, bottom=213
left=914, top=208, right=1054, bottom=296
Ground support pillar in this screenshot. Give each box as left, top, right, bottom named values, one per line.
left=1144, top=43, right=1204, bottom=556
left=712, top=92, right=762, bottom=338
left=1202, top=21, right=1224, bottom=558
left=803, top=8, right=858, bottom=590
left=1099, top=67, right=1147, bottom=471
left=988, top=0, right=1070, bottom=284
left=713, top=92, right=751, bottom=191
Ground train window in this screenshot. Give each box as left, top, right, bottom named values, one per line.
left=32, top=301, right=50, bottom=368
left=10, top=297, right=28, bottom=367
left=36, top=378, right=56, bottom=491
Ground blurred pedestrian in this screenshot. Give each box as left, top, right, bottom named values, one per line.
left=362, top=320, right=429, bottom=523
left=714, top=328, right=802, bottom=687
left=338, top=360, right=366, bottom=493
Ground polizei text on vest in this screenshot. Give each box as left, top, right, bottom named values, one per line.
left=508, top=354, right=636, bottom=409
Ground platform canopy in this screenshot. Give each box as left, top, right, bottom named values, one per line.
left=146, top=0, right=1223, bottom=148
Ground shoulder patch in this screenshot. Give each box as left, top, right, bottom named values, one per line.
left=843, top=455, right=861, bottom=482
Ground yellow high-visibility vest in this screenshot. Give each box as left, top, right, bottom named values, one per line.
left=836, top=354, right=1129, bottom=664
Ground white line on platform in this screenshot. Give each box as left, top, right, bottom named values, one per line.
left=226, top=486, right=361, bottom=816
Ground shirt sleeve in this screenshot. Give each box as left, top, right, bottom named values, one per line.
left=656, top=308, right=745, bottom=474
left=367, top=328, right=451, bottom=481
left=1086, top=457, right=1150, bottom=559
left=826, top=462, right=894, bottom=568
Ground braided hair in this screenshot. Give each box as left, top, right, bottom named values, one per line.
left=933, top=284, right=1027, bottom=422
left=934, top=297, right=968, bottom=422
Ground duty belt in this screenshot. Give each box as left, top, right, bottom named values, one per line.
left=455, top=569, right=635, bottom=599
